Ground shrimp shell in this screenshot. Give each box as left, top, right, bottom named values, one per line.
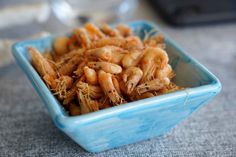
left=98, top=70, right=125, bottom=105
left=58, top=54, right=82, bottom=76
left=76, top=81, right=103, bottom=99
left=83, top=66, right=98, bottom=85
left=121, top=50, right=143, bottom=68
left=116, top=24, right=132, bottom=37
left=87, top=61, right=122, bottom=74
left=73, top=28, right=91, bottom=48
left=85, top=23, right=105, bottom=39
left=122, top=67, right=143, bottom=94
left=28, top=47, right=57, bottom=79
left=140, top=47, right=169, bottom=82
left=136, top=78, right=170, bottom=94
left=100, top=23, right=121, bottom=37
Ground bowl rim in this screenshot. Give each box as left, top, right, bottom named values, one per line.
left=12, top=20, right=221, bottom=130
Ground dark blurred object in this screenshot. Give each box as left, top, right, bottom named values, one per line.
left=148, top=0, right=236, bottom=26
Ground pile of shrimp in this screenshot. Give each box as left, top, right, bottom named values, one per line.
left=28, top=23, right=184, bottom=116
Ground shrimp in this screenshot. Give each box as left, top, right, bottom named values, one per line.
left=112, top=76, right=122, bottom=95
left=85, top=23, right=105, bottom=39
left=100, top=23, right=121, bottom=37
left=53, top=36, right=70, bottom=55
left=74, top=60, right=87, bottom=78
left=155, top=64, right=175, bottom=80
left=87, top=61, right=122, bottom=74
left=73, top=28, right=91, bottom=48
left=140, top=47, right=169, bottom=82
left=121, top=50, right=143, bottom=68
left=144, top=33, right=165, bottom=49
left=122, top=67, right=143, bottom=94
left=123, top=36, right=143, bottom=50
left=136, top=77, right=170, bottom=94
left=85, top=46, right=127, bottom=63
left=77, top=91, right=99, bottom=114
left=83, top=66, right=98, bottom=85
left=63, top=85, right=77, bottom=105
left=116, top=24, right=132, bottom=37
left=159, top=82, right=184, bottom=94
left=69, top=103, right=81, bottom=116
left=90, top=37, right=125, bottom=49
left=28, top=47, right=57, bottom=79
left=57, top=54, right=82, bottom=76
left=98, top=70, right=125, bottom=105
left=76, top=81, right=103, bottom=99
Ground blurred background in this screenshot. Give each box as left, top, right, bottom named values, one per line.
left=0, top=0, right=236, bottom=156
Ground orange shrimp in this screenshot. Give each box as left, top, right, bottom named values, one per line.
left=98, top=70, right=125, bottom=105
left=73, top=28, right=91, bottom=48
left=87, top=61, right=122, bottom=74
left=28, top=47, right=57, bottom=79
left=85, top=23, right=105, bottom=39
left=140, top=47, right=169, bottom=82
left=83, top=66, right=98, bottom=85
left=100, top=23, right=121, bottom=37
left=136, top=78, right=170, bottom=94
left=122, top=67, right=143, bottom=94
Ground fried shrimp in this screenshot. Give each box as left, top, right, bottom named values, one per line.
left=121, top=50, right=143, bottom=68
left=73, top=28, right=91, bottom=48
left=116, top=24, right=132, bottom=37
left=85, top=23, right=105, bottom=39
left=83, top=66, right=98, bottom=85
left=76, top=81, right=103, bottom=99
left=98, top=70, right=125, bottom=105
left=140, top=47, right=169, bottom=82
left=122, top=67, right=143, bottom=94
left=136, top=78, right=170, bottom=94
left=87, top=61, right=122, bottom=74
left=28, top=47, right=57, bottom=79
left=29, top=23, right=184, bottom=116
left=100, top=23, right=121, bottom=37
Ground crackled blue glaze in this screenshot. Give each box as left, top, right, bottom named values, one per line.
left=12, top=21, right=221, bottom=152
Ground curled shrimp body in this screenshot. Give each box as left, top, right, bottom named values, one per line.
left=136, top=78, right=170, bottom=94
left=155, top=64, right=174, bottom=80
left=86, top=46, right=127, bottom=64
left=28, top=47, right=57, bottom=79
left=140, top=47, right=169, bottom=82
left=116, top=24, right=132, bottom=37
left=121, top=50, right=143, bottom=68
left=85, top=23, right=105, bottom=39
left=98, top=70, right=125, bottom=105
left=73, top=28, right=91, bottom=48
left=83, top=66, right=98, bottom=85
left=100, top=23, right=121, bottom=37
left=122, top=67, right=143, bottom=94
left=87, top=61, right=122, bottom=74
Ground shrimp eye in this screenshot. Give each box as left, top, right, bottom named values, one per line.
left=112, top=89, right=116, bottom=92
left=146, top=87, right=149, bottom=90
left=108, top=90, right=112, bottom=93
left=145, top=83, right=147, bottom=86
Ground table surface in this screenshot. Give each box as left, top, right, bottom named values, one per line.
left=0, top=1, right=236, bottom=157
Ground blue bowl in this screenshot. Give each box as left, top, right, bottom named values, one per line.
left=12, top=21, right=221, bottom=152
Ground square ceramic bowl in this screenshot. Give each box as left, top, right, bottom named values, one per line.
left=12, top=21, right=221, bottom=152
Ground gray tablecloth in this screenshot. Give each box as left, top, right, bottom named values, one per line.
left=1, top=1, right=236, bottom=156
